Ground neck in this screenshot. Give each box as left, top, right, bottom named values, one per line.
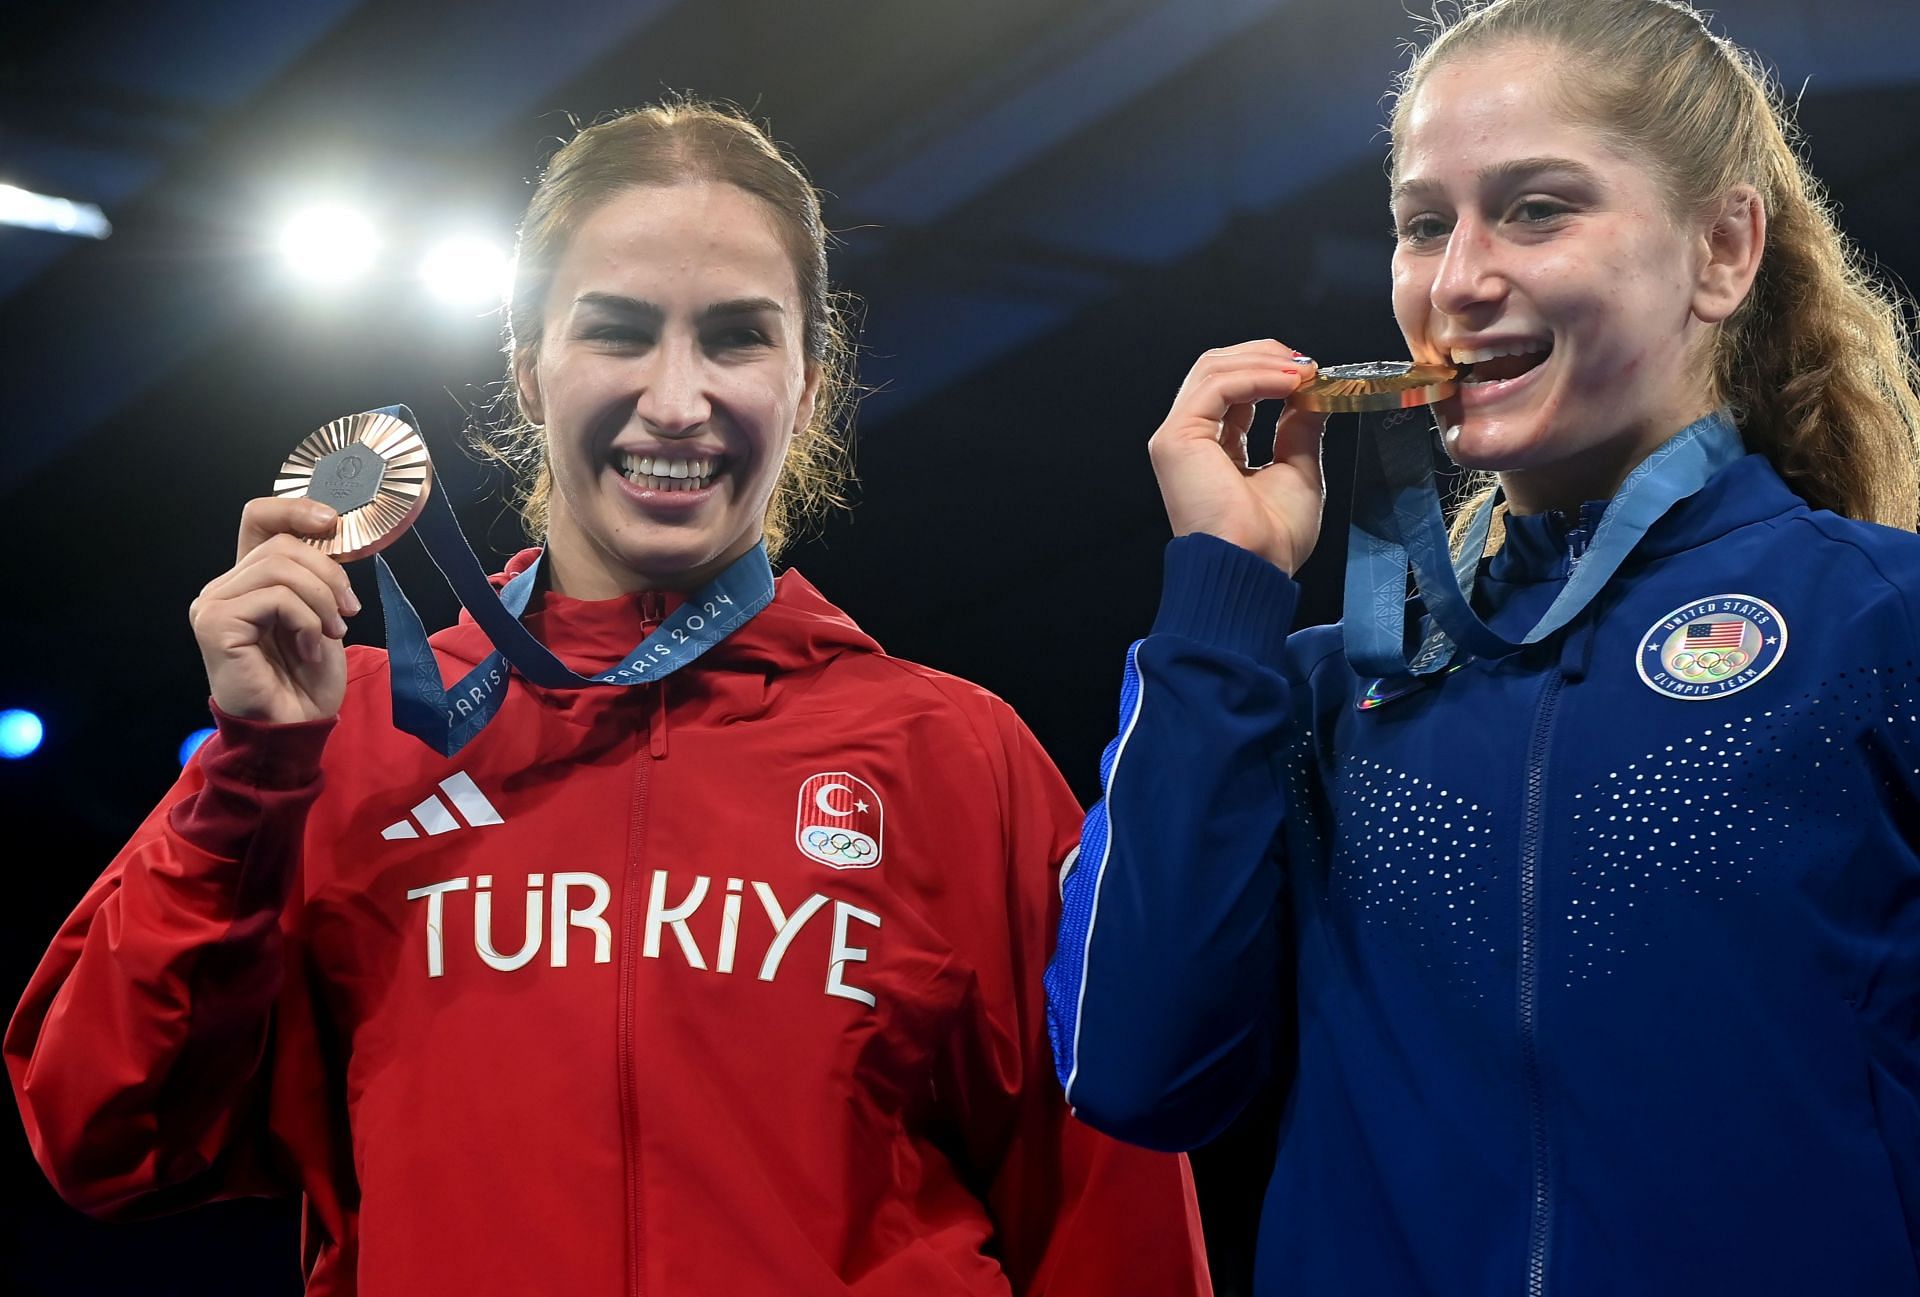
left=541, top=535, right=762, bottom=600
left=1498, top=405, right=1721, bottom=517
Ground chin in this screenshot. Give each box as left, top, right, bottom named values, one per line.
left=1441, top=420, right=1542, bottom=473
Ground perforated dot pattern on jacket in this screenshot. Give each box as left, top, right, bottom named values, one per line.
left=1565, top=666, right=1911, bottom=986
left=1327, top=755, right=1500, bottom=999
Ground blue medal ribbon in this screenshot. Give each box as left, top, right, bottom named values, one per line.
left=364, top=406, right=775, bottom=756
left=1343, top=406, right=1745, bottom=680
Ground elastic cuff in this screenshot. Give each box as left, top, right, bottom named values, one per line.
left=1150, top=534, right=1298, bottom=666
left=198, top=700, right=335, bottom=790
left=169, top=704, right=333, bottom=862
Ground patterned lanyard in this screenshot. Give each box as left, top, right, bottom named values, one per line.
left=1343, top=407, right=1745, bottom=679
left=367, top=408, right=775, bottom=756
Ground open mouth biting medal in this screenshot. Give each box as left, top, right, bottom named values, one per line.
left=272, top=405, right=776, bottom=757
left=1293, top=358, right=1746, bottom=703
left=1287, top=359, right=1459, bottom=414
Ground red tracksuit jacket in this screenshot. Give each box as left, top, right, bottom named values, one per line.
left=8, top=552, right=1209, bottom=1296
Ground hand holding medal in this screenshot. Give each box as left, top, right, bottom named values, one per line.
left=1146, top=342, right=1460, bottom=578
left=186, top=409, right=428, bottom=726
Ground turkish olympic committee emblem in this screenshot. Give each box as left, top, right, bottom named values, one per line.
left=1637, top=594, right=1787, bottom=700
left=796, top=772, right=884, bottom=869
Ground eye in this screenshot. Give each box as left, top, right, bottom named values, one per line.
left=580, top=324, right=654, bottom=347
left=1395, top=212, right=1451, bottom=246
left=1509, top=198, right=1570, bottom=225
left=706, top=326, right=772, bottom=351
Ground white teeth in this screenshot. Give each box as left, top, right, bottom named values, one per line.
left=617, top=453, right=718, bottom=489
left=1448, top=341, right=1550, bottom=365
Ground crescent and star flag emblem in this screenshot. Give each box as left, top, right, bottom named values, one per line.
left=796, top=772, right=884, bottom=869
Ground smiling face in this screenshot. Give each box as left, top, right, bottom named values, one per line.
left=1390, top=44, right=1730, bottom=514
left=515, top=180, right=818, bottom=597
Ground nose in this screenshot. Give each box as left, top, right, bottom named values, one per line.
left=633, top=339, right=712, bottom=437
left=1429, top=214, right=1507, bottom=320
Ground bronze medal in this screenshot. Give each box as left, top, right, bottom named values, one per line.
left=275, top=410, right=432, bottom=560
left=1289, top=360, right=1459, bottom=414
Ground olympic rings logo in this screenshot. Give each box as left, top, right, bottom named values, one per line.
left=804, top=827, right=875, bottom=863
left=1665, top=647, right=1751, bottom=680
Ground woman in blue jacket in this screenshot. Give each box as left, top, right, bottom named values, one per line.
left=1046, top=1, right=1920, bottom=1294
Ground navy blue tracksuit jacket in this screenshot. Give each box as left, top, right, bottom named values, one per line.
left=1048, top=453, right=1920, bottom=1296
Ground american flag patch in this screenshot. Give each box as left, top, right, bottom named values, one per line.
left=1684, top=620, right=1745, bottom=648
left=1639, top=594, right=1786, bottom=700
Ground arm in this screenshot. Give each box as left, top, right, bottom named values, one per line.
left=1046, top=533, right=1300, bottom=1151
left=8, top=494, right=355, bottom=1216
left=1044, top=338, right=1324, bottom=1151
left=968, top=701, right=1212, bottom=1297
left=6, top=706, right=332, bottom=1215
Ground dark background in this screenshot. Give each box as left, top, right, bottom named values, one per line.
left=3, top=0, right=1917, bottom=1291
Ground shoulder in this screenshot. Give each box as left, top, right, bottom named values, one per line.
left=828, top=651, right=1039, bottom=761
left=1770, top=509, right=1920, bottom=631
left=1786, top=507, right=1920, bottom=577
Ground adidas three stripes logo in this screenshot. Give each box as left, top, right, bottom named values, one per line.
left=381, top=771, right=503, bottom=840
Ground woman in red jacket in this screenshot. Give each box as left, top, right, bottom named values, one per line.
left=7, top=100, right=1208, bottom=1297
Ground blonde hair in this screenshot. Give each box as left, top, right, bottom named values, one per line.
left=1391, top=0, right=1920, bottom=547
left=480, top=97, right=856, bottom=558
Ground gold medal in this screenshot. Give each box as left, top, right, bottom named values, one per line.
left=275, top=410, right=432, bottom=560
left=1289, top=360, right=1458, bottom=414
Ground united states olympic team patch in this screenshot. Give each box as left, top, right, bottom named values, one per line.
left=1637, top=594, right=1787, bottom=700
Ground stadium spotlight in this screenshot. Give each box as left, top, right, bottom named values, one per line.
left=279, top=204, right=379, bottom=283
left=420, top=234, right=512, bottom=308
left=0, top=708, right=45, bottom=760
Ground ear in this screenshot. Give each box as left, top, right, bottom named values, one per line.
left=513, top=347, right=545, bottom=426
left=792, top=361, right=822, bottom=440
left=1692, top=183, right=1766, bottom=325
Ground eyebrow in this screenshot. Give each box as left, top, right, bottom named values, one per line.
left=1391, top=155, right=1607, bottom=205
left=573, top=292, right=786, bottom=321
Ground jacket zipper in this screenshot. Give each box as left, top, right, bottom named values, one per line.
left=1563, top=501, right=1601, bottom=574
left=619, top=743, right=649, bottom=1297
left=621, top=597, right=666, bottom=1297
left=1520, top=662, right=1563, bottom=1297
left=1516, top=513, right=1590, bottom=1295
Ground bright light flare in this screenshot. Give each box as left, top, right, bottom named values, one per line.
left=420, top=234, right=512, bottom=307
left=0, top=184, right=111, bottom=238
left=279, top=205, right=379, bottom=283
left=0, top=709, right=45, bottom=759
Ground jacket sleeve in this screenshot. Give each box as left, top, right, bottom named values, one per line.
left=1045, top=533, right=1301, bottom=1151
left=5, top=705, right=333, bottom=1217
left=962, top=695, right=1212, bottom=1297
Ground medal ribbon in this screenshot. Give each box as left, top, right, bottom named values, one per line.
left=1343, top=406, right=1745, bottom=679
left=364, top=406, right=775, bottom=756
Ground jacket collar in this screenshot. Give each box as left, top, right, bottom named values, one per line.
left=434, top=547, right=883, bottom=677
left=1486, top=454, right=1807, bottom=584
